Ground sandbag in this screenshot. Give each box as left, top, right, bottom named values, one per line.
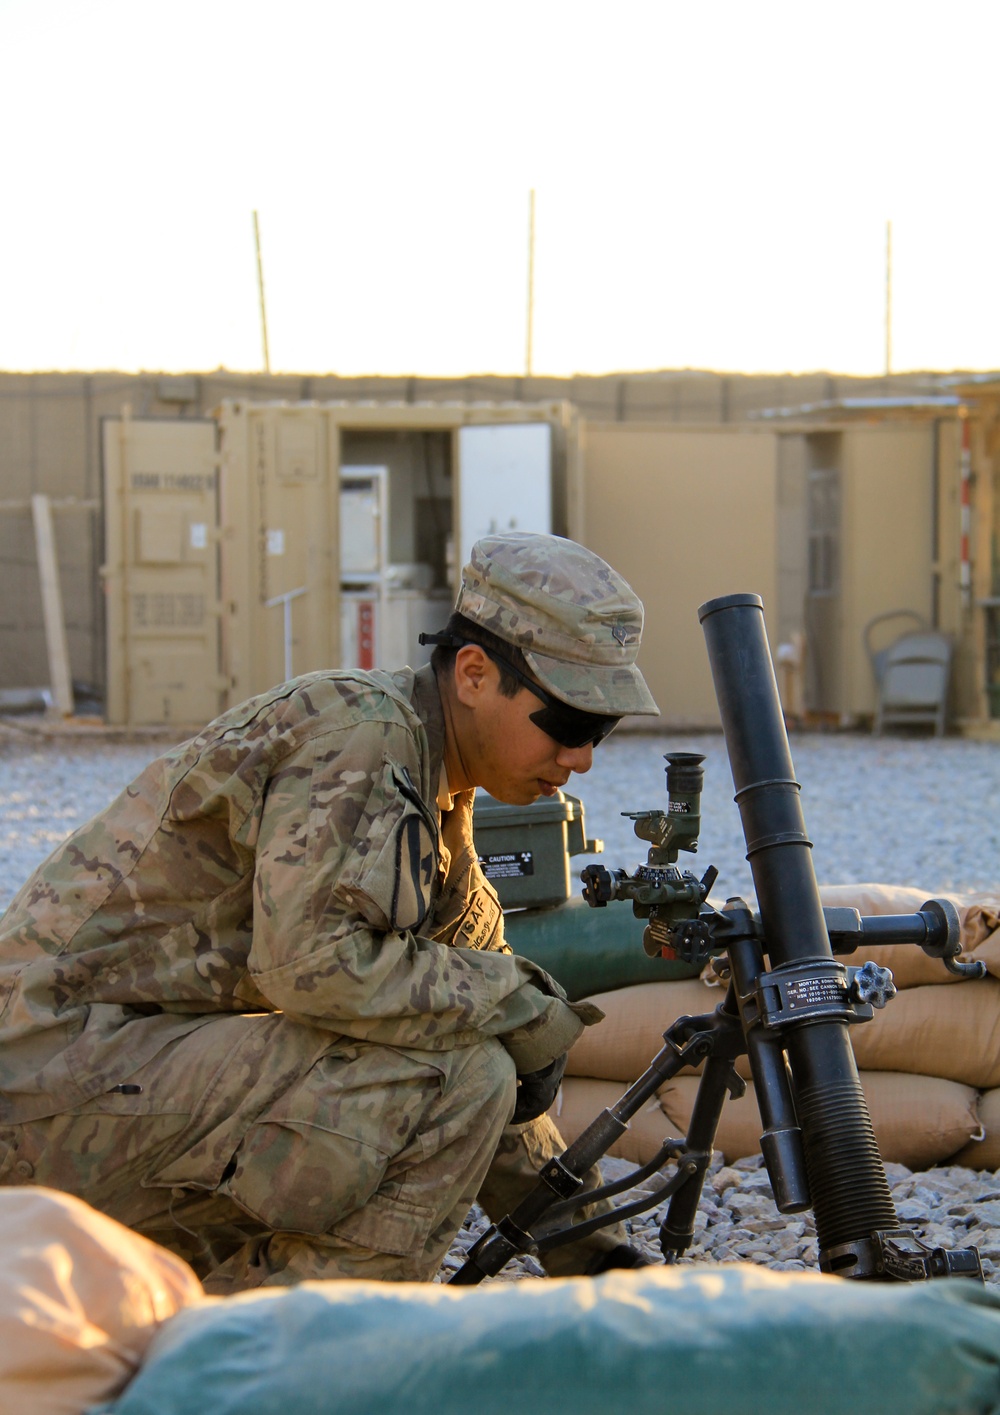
left=837, top=941, right=965, bottom=990
left=962, top=925, right=1000, bottom=984
left=0, top=1187, right=202, bottom=1415
left=656, top=1071, right=981, bottom=1170
left=954, top=1086, right=1000, bottom=1170
left=819, top=883, right=1000, bottom=988
left=849, top=978, right=1000, bottom=1088
left=93, top=1266, right=1000, bottom=1415
left=818, top=882, right=966, bottom=920
left=556, top=1070, right=981, bottom=1171
left=967, top=902, right=1000, bottom=945
left=552, top=1077, right=675, bottom=1165
left=569, top=972, right=1000, bottom=1092
left=567, top=977, right=722, bottom=1081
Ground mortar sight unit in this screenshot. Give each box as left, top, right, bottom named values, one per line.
left=452, top=593, right=987, bottom=1287
left=580, top=751, right=719, bottom=966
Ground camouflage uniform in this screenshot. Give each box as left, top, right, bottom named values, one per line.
left=0, top=531, right=659, bottom=1288
left=0, top=668, right=609, bottom=1288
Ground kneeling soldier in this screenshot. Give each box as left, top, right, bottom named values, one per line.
left=0, top=532, right=658, bottom=1290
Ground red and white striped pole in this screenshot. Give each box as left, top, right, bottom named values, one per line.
left=960, top=412, right=972, bottom=611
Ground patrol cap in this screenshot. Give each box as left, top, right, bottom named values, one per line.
left=455, top=532, right=660, bottom=717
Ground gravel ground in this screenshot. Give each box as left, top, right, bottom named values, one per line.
left=2, top=725, right=999, bottom=911
left=569, top=729, right=1000, bottom=904
left=439, top=1154, right=1000, bottom=1285
left=2, top=721, right=1000, bottom=1285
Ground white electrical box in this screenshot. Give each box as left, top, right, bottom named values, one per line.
left=457, top=423, right=553, bottom=569
left=340, top=466, right=387, bottom=580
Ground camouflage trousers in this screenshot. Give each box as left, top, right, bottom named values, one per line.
left=0, top=1012, right=623, bottom=1290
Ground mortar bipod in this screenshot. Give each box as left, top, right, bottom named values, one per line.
left=450, top=894, right=985, bottom=1284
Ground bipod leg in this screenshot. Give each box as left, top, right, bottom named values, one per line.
left=450, top=993, right=746, bottom=1285
left=658, top=984, right=747, bottom=1261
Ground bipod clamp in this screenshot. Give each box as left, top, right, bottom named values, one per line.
left=822, top=1229, right=984, bottom=1283
left=454, top=1214, right=539, bottom=1283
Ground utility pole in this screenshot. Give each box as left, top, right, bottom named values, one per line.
left=525, top=189, right=536, bottom=378
left=885, top=218, right=893, bottom=377
left=253, top=210, right=271, bottom=374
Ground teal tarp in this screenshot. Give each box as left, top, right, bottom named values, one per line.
left=94, top=1265, right=1000, bottom=1415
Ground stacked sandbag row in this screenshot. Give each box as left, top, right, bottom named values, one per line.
left=553, top=883, right=1000, bottom=1171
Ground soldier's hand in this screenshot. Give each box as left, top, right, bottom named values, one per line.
left=511, top=1053, right=568, bottom=1125
left=500, top=993, right=596, bottom=1073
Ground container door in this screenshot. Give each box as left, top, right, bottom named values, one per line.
left=103, top=416, right=223, bottom=726
left=804, top=446, right=843, bottom=715
left=456, top=423, right=552, bottom=570
left=219, top=404, right=339, bottom=702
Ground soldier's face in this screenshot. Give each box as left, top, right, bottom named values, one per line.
left=463, top=672, right=595, bottom=805
left=449, top=645, right=599, bottom=803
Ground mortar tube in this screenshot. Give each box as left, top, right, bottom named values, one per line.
left=699, top=593, right=897, bottom=1264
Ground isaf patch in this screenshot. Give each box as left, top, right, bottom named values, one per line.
left=453, top=886, right=503, bottom=952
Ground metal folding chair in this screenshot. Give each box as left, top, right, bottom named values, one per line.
left=865, top=614, right=953, bottom=736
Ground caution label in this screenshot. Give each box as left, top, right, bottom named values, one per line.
left=479, top=850, right=534, bottom=880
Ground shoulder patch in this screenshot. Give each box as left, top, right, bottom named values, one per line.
left=341, top=761, right=439, bottom=933
left=390, top=813, right=437, bottom=931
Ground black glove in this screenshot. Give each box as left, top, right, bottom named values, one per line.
left=511, top=1052, right=568, bottom=1125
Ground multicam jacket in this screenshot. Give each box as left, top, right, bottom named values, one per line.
left=0, top=666, right=559, bottom=1123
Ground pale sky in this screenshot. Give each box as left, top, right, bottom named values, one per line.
left=2, top=0, right=999, bottom=378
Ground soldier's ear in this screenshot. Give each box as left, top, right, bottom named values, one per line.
left=453, top=644, right=492, bottom=707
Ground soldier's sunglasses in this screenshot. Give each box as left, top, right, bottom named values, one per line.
left=481, top=649, right=620, bottom=750
left=420, top=632, right=620, bottom=750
